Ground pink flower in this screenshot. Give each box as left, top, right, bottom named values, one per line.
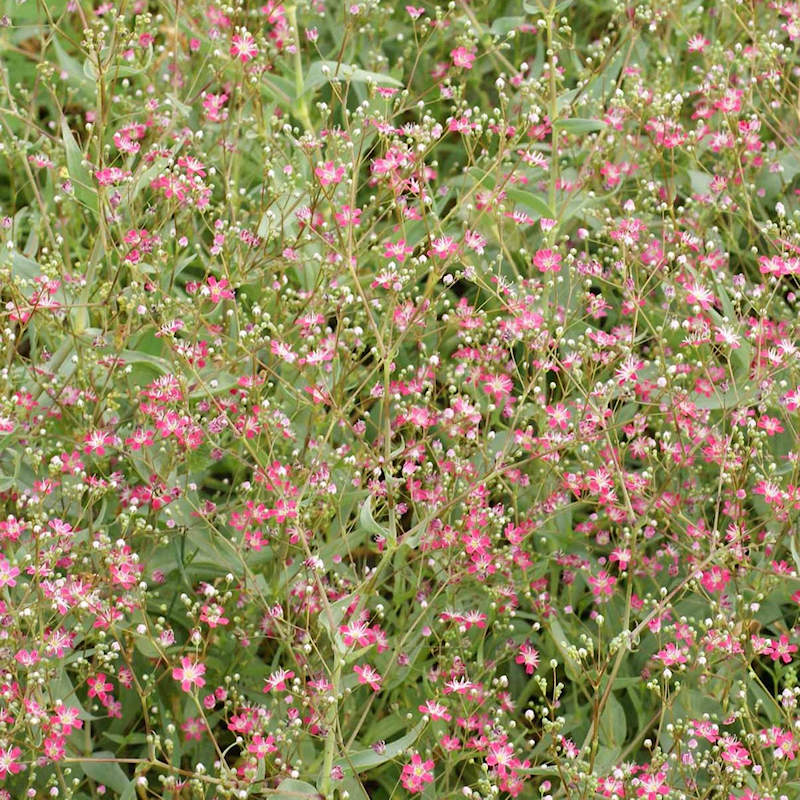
left=766, top=634, right=798, bottom=664
left=482, top=373, right=513, bottom=401
left=204, top=276, right=235, bottom=304
left=314, top=161, right=346, bottom=186
left=51, top=702, right=82, bottom=733
left=0, top=746, right=23, bottom=778
left=87, top=673, right=113, bottom=704
left=199, top=603, right=229, bottom=628
left=83, top=430, right=118, bottom=456
left=545, top=403, right=570, bottom=430
left=687, top=34, right=709, bottom=53
left=94, top=167, right=130, bottom=186
left=486, top=741, right=521, bottom=774
left=685, top=281, right=716, bottom=310
left=655, top=642, right=688, bottom=666
left=464, top=230, right=486, bottom=253
left=125, top=428, right=155, bottom=451
left=700, top=566, right=731, bottom=594
left=172, top=656, right=207, bottom=692
left=383, top=239, right=414, bottom=262
left=203, top=92, right=229, bottom=122
left=264, top=668, right=295, bottom=692
left=0, top=558, right=19, bottom=588
left=418, top=700, right=451, bottom=721
left=247, top=733, right=277, bottom=758
left=340, top=619, right=372, bottom=647
left=181, top=717, right=204, bottom=741
left=43, top=734, right=66, bottom=761
left=720, top=741, right=751, bottom=769
left=637, top=771, right=669, bottom=800
left=532, top=248, right=562, bottom=273
left=450, top=46, right=476, bottom=70
left=757, top=415, right=784, bottom=436
left=428, top=235, right=459, bottom=260
left=690, top=719, right=719, bottom=742
left=230, top=30, right=258, bottom=62
left=515, top=642, right=540, bottom=674
left=400, top=752, right=435, bottom=793
left=588, top=570, right=616, bottom=602
left=353, top=663, right=382, bottom=691
left=334, top=205, right=362, bottom=227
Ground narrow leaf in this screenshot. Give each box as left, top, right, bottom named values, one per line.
left=61, top=118, right=99, bottom=215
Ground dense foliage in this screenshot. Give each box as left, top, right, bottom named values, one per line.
left=1, top=0, right=800, bottom=798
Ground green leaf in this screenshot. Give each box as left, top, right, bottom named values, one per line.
left=359, top=495, right=392, bottom=542
left=262, top=73, right=296, bottom=106
left=171, top=531, right=195, bottom=594
left=490, top=16, right=525, bottom=35
left=10, top=252, right=42, bottom=294
left=272, top=778, right=321, bottom=799
left=334, top=719, right=426, bottom=774
left=523, top=0, right=573, bottom=12
left=304, top=61, right=402, bottom=95
left=103, top=732, right=150, bottom=746
left=779, top=150, right=800, bottom=182
left=188, top=372, right=240, bottom=399
left=120, top=350, right=172, bottom=374
left=598, top=692, right=627, bottom=748
left=790, top=532, right=800, bottom=577
left=546, top=618, right=581, bottom=680
left=554, top=118, right=606, bottom=134
left=686, top=168, right=712, bottom=196
left=693, top=382, right=758, bottom=410
left=166, top=93, right=193, bottom=119
left=340, top=774, right=370, bottom=800
left=78, top=753, right=131, bottom=795
left=120, top=784, right=137, bottom=800
left=506, top=188, right=553, bottom=218
left=554, top=504, right=572, bottom=538
left=317, top=594, right=354, bottom=652
left=61, top=117, right=98, bottom=216
left=594, top=745, right=622, bottom=773
left=83, top=46, right=154, bottom=81
left=49, top=668, right=94, bottom=720
left=52, top=39, right=94, bottom=91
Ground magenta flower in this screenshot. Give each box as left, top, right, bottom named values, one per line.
left=515, top=642, right=540, bottom=675
left=353, top=663, right=382, bottom=691
left=400, top=752, right=434, bottom=793
left=172, top=657, right=207, bottom=693
left=230, top=30, right=258, bottom=62
left=532, top=248, right=562, bottom=273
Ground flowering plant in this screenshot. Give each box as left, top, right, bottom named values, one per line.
left=1, top=0, right=800, bottom=798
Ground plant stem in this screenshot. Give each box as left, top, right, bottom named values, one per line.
left=319, top=653, right=343, bottom=798
left=287, top=5, right=313, bottom=132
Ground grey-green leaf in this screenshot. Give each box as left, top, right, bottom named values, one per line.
left=334, top=719, right=426, bottom=773
left=78, top=753, right=131, bottom=795
left=304, top=61, right=402, bottom=95
left=272, top=778, right=321, bottom=798
left=359, top=495, right=393, bottom=542
left=506, top=188, right=553, bottom=218
left=61, top=118, right=99, bottom=215
left=554, top=118, right=606, bottom=134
